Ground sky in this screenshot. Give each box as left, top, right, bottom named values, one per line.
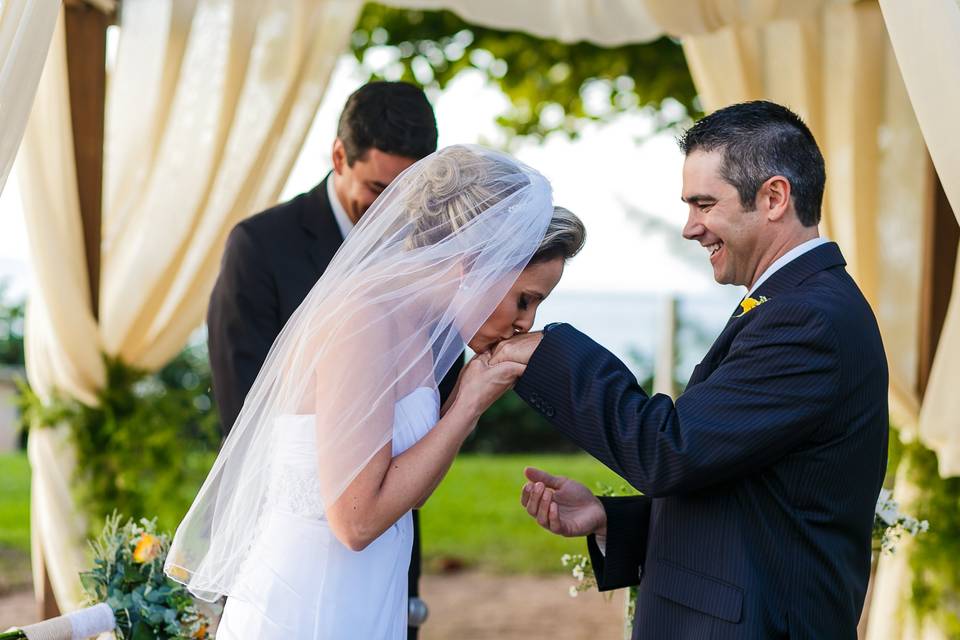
left=0, top=53, right=735, bottom=306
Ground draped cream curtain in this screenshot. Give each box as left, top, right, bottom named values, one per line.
left=0, top=0, right=59, bottom=195
left=878, top=0, right=960, bottom=477
left=20, top=0, right=362, bottom=611
left=385, top=0, right=664, bottom=45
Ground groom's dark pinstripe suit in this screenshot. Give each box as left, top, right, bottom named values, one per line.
left=516, top=243, right=888, bottom=639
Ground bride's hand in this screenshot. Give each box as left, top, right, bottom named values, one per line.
left=452, top=351, right=525, bottom=420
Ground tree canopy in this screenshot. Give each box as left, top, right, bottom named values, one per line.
left=350, top=3, right=700, bottom=142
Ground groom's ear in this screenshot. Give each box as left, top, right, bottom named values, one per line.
left=759, top=175, right=792, bottom=222
left=332, top=138, right=347, bottom=175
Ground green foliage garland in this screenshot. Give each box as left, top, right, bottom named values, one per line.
left=897, top=436, right=960, bottom=635
left=18, top=347, right=220, bottom=535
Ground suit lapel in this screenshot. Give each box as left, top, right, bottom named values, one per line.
left=685, top=243, right=847, bottom=389
left=301, top=174, right=345, bottom=276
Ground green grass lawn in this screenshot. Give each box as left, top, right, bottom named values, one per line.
left=0, top=451, right=30, bottom=552
left=0, top=450, right=630, bottom=581
left=421, top=453, right=633, bottom=574
left=0, top=450, right=31, bottom=591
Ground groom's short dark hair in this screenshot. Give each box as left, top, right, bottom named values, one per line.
left=337, top=81, right=438, bottom=165
left=678, top=101, right=825, bottom=227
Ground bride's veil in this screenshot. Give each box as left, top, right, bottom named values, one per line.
left=165, top=144, right=553, bottom=601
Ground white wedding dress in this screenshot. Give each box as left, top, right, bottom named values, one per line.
left=216, top=386, right=440, bottom=639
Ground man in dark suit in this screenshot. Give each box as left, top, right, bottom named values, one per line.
left=208, top=81, right=460, bottom=638
left=493, top=101, right=888, bottom=639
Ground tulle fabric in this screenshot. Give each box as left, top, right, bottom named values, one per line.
left=165, top=144, right=553, bottom=602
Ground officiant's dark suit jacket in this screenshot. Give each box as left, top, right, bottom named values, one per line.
left=515, top=243, right=888, bottom=639
left=208, top=174, right=463, bottom=639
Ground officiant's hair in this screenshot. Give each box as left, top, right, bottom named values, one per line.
left=678, top=100, right=825, bottom=227
left=338, top=81, right=438, bottom=165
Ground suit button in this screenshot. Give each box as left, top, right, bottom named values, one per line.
left=545, top=407, right=555, bottom=418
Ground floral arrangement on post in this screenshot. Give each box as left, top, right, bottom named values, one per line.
left=873, top=488, right=929, bottom=554
left=80, top=512, right=211, bottom=640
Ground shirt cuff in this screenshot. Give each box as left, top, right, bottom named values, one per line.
left=594, top=533, right=607, bottom=556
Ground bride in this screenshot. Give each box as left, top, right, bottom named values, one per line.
left=165, top=145, right=585, bottom=638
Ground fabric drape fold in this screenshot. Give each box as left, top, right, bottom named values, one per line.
left=877, top=0, right=960, bottom=481
left=384, top=0, right=664, bottom=45
left=0, top=0, right=60, bottom=194
left=20, top=0, right=362, bottom=612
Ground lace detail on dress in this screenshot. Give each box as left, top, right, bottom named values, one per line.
left=267, top=462, right=326, bottom=519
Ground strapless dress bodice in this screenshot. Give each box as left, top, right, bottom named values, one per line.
left=266, top=387, right=440, bottom=519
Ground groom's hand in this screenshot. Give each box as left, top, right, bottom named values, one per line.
left=521, top=467, right=606, bottom=538
left=490, top=331, right=542, bottom=367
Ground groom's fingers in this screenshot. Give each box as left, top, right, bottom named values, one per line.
left=521, top=482, right=533, bottom=509
left=526, top=482, right=545, bottom=518
left=537, top=488, right=554, bottom=527
left=524, top=466, right=562, bottom=489
left=548, top=502, right=562, bottom=534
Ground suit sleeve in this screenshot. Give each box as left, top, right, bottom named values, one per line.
left=208, top=223, right=281, bottom=434
left=514, top=301, right=842, bottom=497
left=586, top=495, right=652, bottom=591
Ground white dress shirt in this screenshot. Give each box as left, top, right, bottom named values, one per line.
left=746, top=237, right=830, bottom=297
left=326, top=173, right=355, bottom=241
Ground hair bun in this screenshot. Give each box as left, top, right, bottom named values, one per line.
left=407, top=146, right=486, bottom=219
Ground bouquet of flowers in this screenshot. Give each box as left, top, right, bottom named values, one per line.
left=79, top=512, right=210, bottom=639
left=1, top=513, right=209, bottom=640
left=80, top=513, right=209, bottom=640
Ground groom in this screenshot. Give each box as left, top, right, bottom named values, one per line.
left=494, top=101, right=888, bottom=638
left=208, top=81, right=460, bottom=638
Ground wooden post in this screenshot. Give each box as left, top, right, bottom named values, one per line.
left=64, top=0, right=109, bottom=320
left=918, top=165, right=960, bottom=398
left=653, top=296, right=677, bottom=398
left=35, top=0, right=112, bottom=620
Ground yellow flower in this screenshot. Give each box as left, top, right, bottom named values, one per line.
left=132, top=533, right=161, bottom=564
left=193, top=623, right=208, bottom=639
left=735, top=295, right=770, bottom=318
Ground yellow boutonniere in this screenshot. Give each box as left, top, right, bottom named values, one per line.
left=734, top=295, right=770, bottom=318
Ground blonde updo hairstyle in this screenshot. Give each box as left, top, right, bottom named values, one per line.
left=404, top=145, right=585, bottom=264
left=405, top=145, right=526, bottom=249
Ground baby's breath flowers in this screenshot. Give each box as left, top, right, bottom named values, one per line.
left=874, top=488, right=930, bottom=554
